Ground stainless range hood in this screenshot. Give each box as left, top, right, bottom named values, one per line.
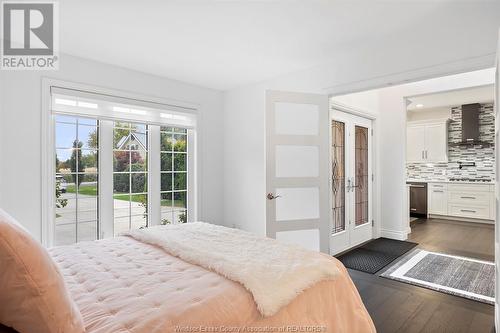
left=453, top=103, right=492, bottom=147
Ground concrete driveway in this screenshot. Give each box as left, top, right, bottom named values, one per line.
left=55, top=192, right=185, bottom=245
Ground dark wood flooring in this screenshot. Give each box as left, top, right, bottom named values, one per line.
left=348, top=218, right=495, bottom=333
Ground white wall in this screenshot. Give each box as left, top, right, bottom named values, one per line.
left=407, top=107, right=451, bottom=122
left=331, top=90, right=380, bottom=114
left=0, top=54, right=224, bottom=241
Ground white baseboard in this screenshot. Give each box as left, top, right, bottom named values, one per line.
left=428, top=214, right=494, bottom=225
left=379, top=228, right=408, bottom=241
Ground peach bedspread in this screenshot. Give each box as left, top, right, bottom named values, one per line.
left=49, top=237, right=375, bottom=333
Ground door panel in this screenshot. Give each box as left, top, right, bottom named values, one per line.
left=266, top=91, right=329, bottom=253
left=275, top=145, right=319, bottom=178
left=275, top=102, right=319, bottom=135
left=275, top=187, right=320, bottom=221
left=276, top=229, right=320, bottom=252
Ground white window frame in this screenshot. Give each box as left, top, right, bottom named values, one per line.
left=41, top=78, right=199, bottom=247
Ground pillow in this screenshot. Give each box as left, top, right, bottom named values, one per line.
left=0, top=209, right=85, bottom=333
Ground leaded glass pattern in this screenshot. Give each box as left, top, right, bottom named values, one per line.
left=331, top=120, right=345, bottom=234
left=355, top=126, right=369, bottom=226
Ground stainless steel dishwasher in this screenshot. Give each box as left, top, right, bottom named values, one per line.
left=407, top=182, right=427, bottom=217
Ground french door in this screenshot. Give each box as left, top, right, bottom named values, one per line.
left=330, top=110, right=373, bottom=255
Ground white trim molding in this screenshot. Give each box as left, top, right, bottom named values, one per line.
left=330, top=101, right=377, bottom=120
left=379, top=228, right=408, bottom=241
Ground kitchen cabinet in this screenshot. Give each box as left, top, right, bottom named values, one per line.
left=428, top=183, right=448, bottom=215
left=427, top=182, right=495, bottom=221
left=406, top=125, right=426, bottom=162
left=407, top=120, right=448, bottom=163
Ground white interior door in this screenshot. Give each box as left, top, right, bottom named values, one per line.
left=266, top=91, right=329, bottom=253
left=330, top=110, right=373, bottom=255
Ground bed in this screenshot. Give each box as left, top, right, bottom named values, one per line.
left=0, top=211, right=375, bottom=333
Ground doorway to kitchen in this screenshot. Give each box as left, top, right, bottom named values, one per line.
left=330, top=110, right=373, bottom=255
left=405, top=85, right=495, bottom=260
left=328, top=68, right=497, bottom=309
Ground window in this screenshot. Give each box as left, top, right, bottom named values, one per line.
left=48, top=86, right=197, bottom=246
left=55, top=116, right=99, bottom=245
left=160, top=126, right=188, bottom=224
left=113, top=122, right=149, bottom=235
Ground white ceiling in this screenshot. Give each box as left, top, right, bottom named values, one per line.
left=407, top=85, right=494, bottom=110
left=60, top=1, right=500, bottom=90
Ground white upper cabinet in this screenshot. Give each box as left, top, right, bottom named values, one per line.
left=424, top=123, right=448, bottom=162
left=407, top=120, right=448, bottom=163
left=406, top=125, right=426, bottom=162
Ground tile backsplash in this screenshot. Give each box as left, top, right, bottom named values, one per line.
left=406, top=103, right=495, bottom=181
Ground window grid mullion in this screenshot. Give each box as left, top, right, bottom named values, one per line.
left=75, top=119, right=79, bottom=244
left=171, top=142, right=175, bottom=223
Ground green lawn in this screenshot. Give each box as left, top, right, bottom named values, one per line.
left=67, top=184, right=185, bottom=206
left=67, top=184, right=97, bottom=196
left=161, top=199, right=186, bottom=207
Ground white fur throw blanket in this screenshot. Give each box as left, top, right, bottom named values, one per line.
left=125, top=222, right=339, bottom=317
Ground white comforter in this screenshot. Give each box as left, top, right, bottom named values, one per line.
left=125, top=222, right=339, bottom=316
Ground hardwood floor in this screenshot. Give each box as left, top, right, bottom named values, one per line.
left=350, top=269, right=494, bottom=333
left=348, top=218, right=495, bottom=333
left=408, top=218, right=494, bottom=261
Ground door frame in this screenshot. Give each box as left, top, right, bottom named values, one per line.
left=330, top=103, right=377, bottom=255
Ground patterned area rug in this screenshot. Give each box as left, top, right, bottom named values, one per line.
left=380, top=249, right=495, bottom=304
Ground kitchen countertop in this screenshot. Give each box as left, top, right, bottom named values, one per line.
left=407, top=179, right=495, bottom=185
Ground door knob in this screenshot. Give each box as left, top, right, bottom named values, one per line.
left=267, top=193, right=281, bottom=200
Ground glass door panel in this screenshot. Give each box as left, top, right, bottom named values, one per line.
left=112, top=121, right=149, bottom=235
left=55, top=116, right=99, bottom=246
left=331, top=120, right=346, bottom=234
left=355, top=126, right=369, bottom=226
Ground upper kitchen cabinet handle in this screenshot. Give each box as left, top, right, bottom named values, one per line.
left=422, top=151, right=424, bottom=159
left=425, top=150, right=428, bottom=159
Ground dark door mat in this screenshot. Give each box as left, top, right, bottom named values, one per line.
left=336, top=238, right=418, bottom=274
